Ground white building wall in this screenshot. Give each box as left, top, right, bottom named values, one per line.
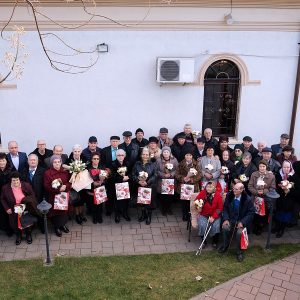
left=0, top=30, right=299, bottom=155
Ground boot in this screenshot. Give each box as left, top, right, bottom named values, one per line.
left=92, top=215, right=98, bottom=224
left=115, top=212, right=120, bottom=223
left=80, top=214, right=87, bottom=222
left=25, top=228, right=32, bottom=244
left=15, top=231, right=22, bottom=245
left=276, top=222, right=285, bottom=238
left=146, top=210, right=152, bottom=225
left=212, top=234, right=219, bottom=249
left=138, top=210, right=147, bottom=222
left=123, top=210, right=131, bottom=222
left=75, top=214, right=83, bottom=225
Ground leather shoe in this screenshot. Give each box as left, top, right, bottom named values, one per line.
left=98, top=216, right=103, bottom=224
left=81, top=215, right=87, bottom=222
left=61, top=226, right=69, bottom=233
left=55, top=228, right=62, bottom=237
left=115, top=215, right=120, bottom=223
left=75, top=215, right=83, bottom=225
left=93, top=216, right=98, bottom=224
left=123, top=214, right=131, bottom=222
left=15, top=235, right=22, bottom=245
left=236, top=253, right=244, bottom=262
left=26, top=233, right=32, bottom=244
left=218, top=246, right=227, bottom=254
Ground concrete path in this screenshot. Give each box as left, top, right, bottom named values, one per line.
left=0, top=203, right=299, bottom=261
left=191, top=251, right=300, bottom=300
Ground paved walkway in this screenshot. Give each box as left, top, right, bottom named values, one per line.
left=0, top=203, right=299, bottom=261
left=191, top=252, right=300, bottom=300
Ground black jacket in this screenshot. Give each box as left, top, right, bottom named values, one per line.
left=31, top=148, right=53, bottom=168
left=119, top=142, right=140, bottom=170
left=171, top=142, right=195, bottom=163
left=101, top=146, right=117, bottom=168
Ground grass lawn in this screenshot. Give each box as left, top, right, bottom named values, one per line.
left=0, top=244, right=299, bottom=300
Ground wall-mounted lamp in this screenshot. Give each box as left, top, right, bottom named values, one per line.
left=97, top=43, right=109, bottom=53
left=224, top=13, right=234, bottom=25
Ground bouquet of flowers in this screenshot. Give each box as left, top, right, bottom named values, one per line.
left=14, top=204, right=26, bottom=215
left=52, top=178, right=63, bottom=189
left=281, top=180, right=294, bottom=190
left=69, top=160, right=86, bottom=173
left=205, top=163, right=214, bottom=171
left=150, top=153, right=155, bottom=159
left=221, top=166, right=229, bottom=174
left=194, top=199, right=204, bottom=210
left=117, top=166, right=127, bottom=177
left=239, top=174, right=249, bottom=182
left=165, top=163, right=173, bottom=171
left=189, top=168, right=198, bottom=176
left=257, top=177, right=266, bottom=187
left=99, top=169, right=108, bottom=178
left=90, top=169, right=100, bottom=177
left=139, top=171, right=148, bottom=181
left=192, top=130, right=200, bottom=138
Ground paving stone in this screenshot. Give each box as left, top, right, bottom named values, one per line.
left=271, top=271, right=290, bottom=282
left=255, top=292, right=270, bottom=300
left=281, top=280, right=300, bottom=293
left=270, top=289, right=285, bottom=300
left=284, top=290, right=299, bottom=300
left=235, top=290, right=255, bottom=300
left=263, top=276, right=282, bottom=287
left=259, top=282, right=274, bottom=296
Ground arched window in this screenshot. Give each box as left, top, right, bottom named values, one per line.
left=202, top=59, right=240, bottom=137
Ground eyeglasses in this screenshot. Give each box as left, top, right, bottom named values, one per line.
left=117, top=154, right=125, bottom=156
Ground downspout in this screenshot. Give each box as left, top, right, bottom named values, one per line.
left=289, top=43, right=300, bottom=145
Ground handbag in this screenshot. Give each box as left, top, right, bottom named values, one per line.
left=69, top=189, right=81, bottom=206
left=20, top=211, right=37, bottom=228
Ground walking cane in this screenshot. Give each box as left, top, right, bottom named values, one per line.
left=224, top=221, right=238, bottom=255
left=196, top=221, right=212, bottom=256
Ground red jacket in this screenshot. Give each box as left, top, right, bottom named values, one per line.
left=195, top=190, right=223, bottom=219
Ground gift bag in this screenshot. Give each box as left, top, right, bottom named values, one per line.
left=180, top=184, right=194, bottom=200
left=94, top=186, right=108, bottom=205
left=137, top=187, right=152, bottom=205
left=240, top=227, right=249, bottom=250
left=115, top=182, right=130, bottom=200
left=54, top=192, right=69, bottom=210
left=161, top=179, right=175, bottom=195
left=69, top=170, right=94, bottom=192
left=254, top=197, right=265, bottom=216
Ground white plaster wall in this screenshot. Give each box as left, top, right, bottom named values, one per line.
left=0, top=30, right=299, bottom=156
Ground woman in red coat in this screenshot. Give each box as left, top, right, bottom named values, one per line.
left=195, top=181, right=223, bottom=248
left=44, top=155, right=71, bottom=237
left=1, top=171, right=38, bottom=245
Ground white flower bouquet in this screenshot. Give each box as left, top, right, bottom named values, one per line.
left=99, top=169, right=108, bottom=178
left=189, top=168, right=198, bottom=176
left=51, top=178, right=63, bottom=189
left=165, top=163, right=173, bottom=171
left=192, top=130, right=200, bottom=138
left=69, top=160, right=86, bottom=173
left=239, top=174, right=249, bottom=182
left=14, top=204, right=26, bottom=215
left=257, top=178, right=266, bottom=187
left=139, top=171, right=148, bottom=181
left=221, top=166, right=229, bottom=174
left=205, top=163, right=214, bottom=171
left=117, top=167, right=127, bottom=177
left=194, top=199, right=204, bottom=210
left=281, top=180, right=294, bottom=190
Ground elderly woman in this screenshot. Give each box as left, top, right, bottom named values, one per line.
left=156, top=146, right=178, bottom=216
left=132, top=147, right=157, bottom=225
left=111, top=149, right=131, bottom=223
left=64, top=144, right=88, bottom=225
left=200, top=143, right=221, bottom=188
left=195, top=181, right=223, bottom=248
left=0, top=153, right=13, bottom=236
left=44, top=155, right=71, bottom=237
left=248, top=160, right=276, bottom=235
left=230, top=144, right=244, bottom=164
left=1, top=172, right=38, bottom=245
left=232, top=152, right=257, bottom=195
left=87, top=152, right=110, bottom=224
left=276, top=145, right=297, bottom=166
left=175, top=149, right=201, bottom=221
left=147, top=137, right=162, bottom=162
left=273, top=160, right=296, bottom=237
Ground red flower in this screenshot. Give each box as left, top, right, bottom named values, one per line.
left=90, top=169, right=100, bottom=177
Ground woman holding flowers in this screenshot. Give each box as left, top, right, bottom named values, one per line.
left=44, top=155, right=71, bottom=237
left=132, top=147, right=157, bottom=225
left=64, top=144, right=88, bottom=225
left=111, top=149, right=131, bottom=223
left=156, top=146, right=178, bottom=216
left=195, top=181, right=223, bottom=248
left=219, top=150, right=234, bottom=194
left=273, top=160, right=295, bottom=237
left=248, top=160, right=276, bottom=235
left=175, top=149, right=201, bottom=221
left=87, top=152, right=110, bottom=224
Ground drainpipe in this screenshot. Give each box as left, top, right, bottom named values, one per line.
left=289, top=43, right=300, bottom=145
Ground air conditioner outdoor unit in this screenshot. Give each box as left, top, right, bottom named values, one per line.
left=156, top=57, right=195, bottom=83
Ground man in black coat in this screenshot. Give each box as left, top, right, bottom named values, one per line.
left=119, top=131, right=140, bottom=171
left=132, top=128, right=149, bottom=150
left=21, top=153, right=46, bottom=233
left=6, top=141, right=28, bottom=173
left=193, top=137, right=206, bottom=162
left=239, top=136, right=259, bottom=159
left=254, top=147, right=281, bottom=174
left=171, top=132, right=195, bottom=162
left=101, top=136, right=120, bottom=168
left=31, top=139, right=53, bottom=168
left=82, top=136, right=102, bottom=163
left=218, top=182, right=255, bottom=262
left=44, top=145, right=68, bottom=169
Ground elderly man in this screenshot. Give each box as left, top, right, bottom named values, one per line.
left=44, top=145, right=68, bottom=169
left=171, top=132, right=195, bottom=162
left=203, top=128, right=218, bottom=150
left=256, top=141, right=267, bottom=159
left=82, top=136, right=102, bottom=162
left=119, top=131, right=140, bottom=170
left=218, top=182, right=255, bottom=262
left=6, top=141, right=28, bottom=173
left=132, top=128, right=148, bottom=150
left=31, top=139, right=53, bottom=168
left=101, top=136, right=120, bottom=168
left=271, top=133, right=290, bottom=158
left=157, top=127, right=173, bottom=149
left=239, top=136, right=259, bottom=159
left=254, top=147, right=280, bottom=174
left=173, top=123, right=194, bottom=144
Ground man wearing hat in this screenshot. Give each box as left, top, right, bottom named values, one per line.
left=101, top=136, right=121, bottom=168
left=132, top=128, right=149, bottom=150
left=230, top=144, right=244, bottom=164
left=215, top=135, right=233, bottom=158
left=157, top=127, right=173, bottom=149
left=171, top=132, right=195, bottom=163
left=119, top=131, right=140, bottom=170
left=148, top=136, right=162, bottom=162
left=276, top=145, right=297, bottom=165
left=82, top=136, right=101, bottom=162
left=239, top=136, right=258, bottom=159
left=193, top=137, right=206, bottom=161
left=173, top=124, right=194, bottom=144
left=254, top=147, right=280, bottom=174
left=271, top=133, right=290, bottom=158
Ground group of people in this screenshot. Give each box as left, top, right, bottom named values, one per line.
left=0, top=124, right=299, bottom=262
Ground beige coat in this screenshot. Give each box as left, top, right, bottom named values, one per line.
left=248, top=171, right=276, bottom=196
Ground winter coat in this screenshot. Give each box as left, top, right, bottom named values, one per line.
left=248, top=171, right=276, bottom=197
left=156, top=157, right=178, bottom=194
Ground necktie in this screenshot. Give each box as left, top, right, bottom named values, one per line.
left=29, top=170, right=34, bottom=182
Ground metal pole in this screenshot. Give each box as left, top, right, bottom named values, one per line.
left=265, top=200, right=273, bottom=250
left=43, top=214, right=52, bottom=265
